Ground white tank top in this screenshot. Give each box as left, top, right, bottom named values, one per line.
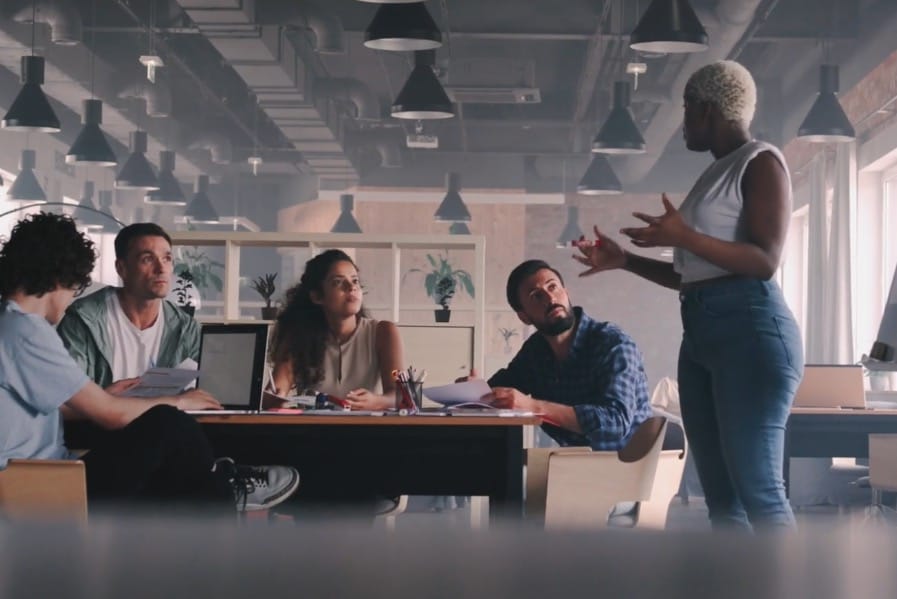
left=673, top=140, right=791, bottom=283
left=317, top=317, right=381, bottom=398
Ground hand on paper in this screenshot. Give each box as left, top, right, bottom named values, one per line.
left=454, top=367, right=480, bottom=384
left=105, top=377, right=141, bottom=396
left=483, top=387, right=537, bottom=411
left=345, top=388, right=393, bottom=411
left=176, top=388, right=221, bottom=411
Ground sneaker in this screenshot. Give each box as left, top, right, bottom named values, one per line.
left=213, top=458, right=300, bottom=512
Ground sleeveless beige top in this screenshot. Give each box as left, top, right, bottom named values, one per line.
left=317, top=317, right=381, bottom=397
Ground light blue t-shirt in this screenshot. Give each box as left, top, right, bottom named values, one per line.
left=0, top=300, right=90, bottom=468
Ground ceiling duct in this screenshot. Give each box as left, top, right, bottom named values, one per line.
left=316, top=78, right=380, bottom=121
left=10, top=0, right=82, bottom=45
left=346, top=129, right=403, bottom=168
left=188, top=130, right=233, bottom=165
left=445, top=87, right=541, bottom=104
left=118, top=77, right=173, bottom=118
left=255, top=0, right=345, bottom=54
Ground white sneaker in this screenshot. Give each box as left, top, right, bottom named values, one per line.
left=214, top=458, right=300, bottom=511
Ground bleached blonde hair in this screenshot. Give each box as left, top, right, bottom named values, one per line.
left=684, top=60, right=757, bottom=128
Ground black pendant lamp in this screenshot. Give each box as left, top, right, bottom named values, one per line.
left=449, top=221, right=470, bottom=235
left=144, top=151, right=187, bottom=205
left=391, top=50, right=454, bottom=120
left=115, top=131, right=159, bottom=190
left=74, top=181, right=107, bottom=231
left=8, top=149, right=46, bottom=202
left=184, top=175, right=220, bottom=224
left=364, top=3, right=442, bottom=51
left=434, top=172, right=471, bottom=222
left=556, top=206, right=584, bottom=248
left=577, top=155, right=623, bottom=195
left=798, top=65, right=856, bottom=143
left=2, top=56, right=61, bottom=132
left=592, top=81, right=646, bottom=154
left=330, top=194, right=363, bottom=233
left=630, top=0, right=708, bottom=54
left=66, top=99, right=118, bottom=166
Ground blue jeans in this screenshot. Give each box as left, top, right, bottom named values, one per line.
left=678, top=277, right=803, bottom=531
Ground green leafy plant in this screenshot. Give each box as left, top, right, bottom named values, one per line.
left=173, top=248, right=223, bottom=296
left=407, top=252, right=475, bottom=309
left=249, top=273, right=278, bottom=308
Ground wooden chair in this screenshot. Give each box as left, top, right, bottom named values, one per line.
left=0, top=459, right=88, bottom=524
left=526, top=416, right=687, bottom=530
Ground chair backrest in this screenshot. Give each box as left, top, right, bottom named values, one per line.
left=543, top=417, right=668, bottom=530
left=0, top=459, right=88, bottom=524
left=869, top=434, right=897, bottom=492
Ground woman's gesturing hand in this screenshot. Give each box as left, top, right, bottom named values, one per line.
left=572, top=226, right=628, bottom=277
left=620, top=193, right=690, bottom=249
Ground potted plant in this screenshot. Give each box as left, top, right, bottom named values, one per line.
left=171, top=270, right=197, bottom=316
left=406, top=252, right=475, bottom=323
left=170, top=248, right=224, bottom=316
left=250, top=272, right=279, bottom=320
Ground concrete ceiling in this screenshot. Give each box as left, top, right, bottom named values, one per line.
left=1, top=0, right=896, bottom=203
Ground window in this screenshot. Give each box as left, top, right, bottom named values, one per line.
left=781, top=204, right=809, bottom=351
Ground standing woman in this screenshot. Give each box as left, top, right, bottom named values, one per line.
left=574, top=61, right=802, bottom=530
left=270, top=249, right=403, bottom=411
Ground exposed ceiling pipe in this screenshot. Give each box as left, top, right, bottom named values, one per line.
left=255, top=0, right=345, bottom=54
left=316, top=78, right=380, bottom=121
left=615, top=0, right=765, bottom=184
left=345, top=128, right=403, bottom=168
left=10, top=0, right=82, bottom=45
left=118, top=77, right=173, bottom=118
left=188, top=130, right=233, bottom=165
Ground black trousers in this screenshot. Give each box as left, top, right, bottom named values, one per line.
left=81, top=405, right=233, bottom=515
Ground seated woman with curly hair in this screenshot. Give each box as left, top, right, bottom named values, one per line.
left=269, top=249, right=403, bottom=411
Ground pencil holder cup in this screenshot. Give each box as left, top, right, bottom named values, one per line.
left=396, top=382, right=424, bottom=414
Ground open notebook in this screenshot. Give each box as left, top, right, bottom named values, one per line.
left=186, top=323, right=269, bottom=414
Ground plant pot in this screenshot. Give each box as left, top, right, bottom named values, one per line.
left=434, top=307, right=451, bottom=323
left=261, top=306, right=279, bottom=320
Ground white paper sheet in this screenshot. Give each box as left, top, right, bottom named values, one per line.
left=423, top=379, right=493, bottom=407
left=121, top=367, right=200, bottom=398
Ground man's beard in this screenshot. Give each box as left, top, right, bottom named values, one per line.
left=535, top=305, right=575, bottom=336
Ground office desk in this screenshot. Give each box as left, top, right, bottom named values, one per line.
left=65, top=414, right=539, bottom=519
left=785, top=407, right=897, bottom=493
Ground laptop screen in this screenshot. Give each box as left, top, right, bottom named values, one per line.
left=197, top=323, right=269, bottom=411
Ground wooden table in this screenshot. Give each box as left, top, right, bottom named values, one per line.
left=66, top=413, right=539, bottom=519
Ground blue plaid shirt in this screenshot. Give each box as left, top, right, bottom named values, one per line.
left=488, top=307, right=651, bottom=450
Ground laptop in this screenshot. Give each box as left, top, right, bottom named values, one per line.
left=188, top=323, right=269, bottom=414
left=793, top=364, right=866, bottom=409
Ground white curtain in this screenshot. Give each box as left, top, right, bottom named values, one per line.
left=791, top=144, right=860, bottom=508
left=805, top=154, right=828, bottom=362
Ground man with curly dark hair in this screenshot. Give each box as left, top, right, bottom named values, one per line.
left=0, top=213, right=300, bottom=514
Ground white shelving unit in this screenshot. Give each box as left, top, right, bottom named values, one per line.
left=169, top=231, right=487, bottom=374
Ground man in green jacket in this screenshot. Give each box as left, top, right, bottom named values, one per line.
left=57, top=223, right=199, bottom=389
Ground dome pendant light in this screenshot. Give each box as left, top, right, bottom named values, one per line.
left=2, top=56, right=61, bottom=132
left=391, top=50, right=454, bottom=120
left=184, top=175, right=220, bottom=224
left=630, top=0, right=709, bottom=54
left=330, top=194, right=363, bottom=233
left=364, top=3, right=442, bottom=51
left=592, top=81, right=646, bottom=154
left=434, top=172, right=471, bottom=222
left=66, top=99, right=118, bottom=166
left=144, top=151, right=187, bottom=205
left=115, top=131, right=159, bottom=190
left=449, top=221, right=470, bottom=235
left=797, top=64, right=855, bottom=143
left=9, top=149, right=47, bottom=202
left=556, top=206, right=585, bottom=248
left=577, top=155, right=623, bottom=195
